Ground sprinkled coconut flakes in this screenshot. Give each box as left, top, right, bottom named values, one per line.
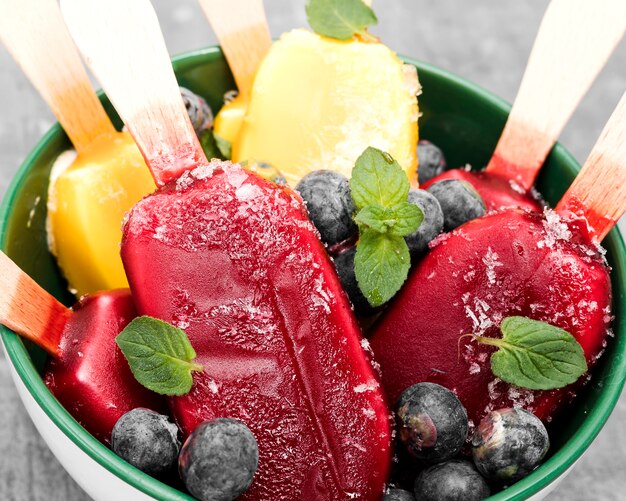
left=537, top=209, right=572, bottom=249
left=509, top=179, right=526, bottom=195
left=483, top=247, right=503, bottom=285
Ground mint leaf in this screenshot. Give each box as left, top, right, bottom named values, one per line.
left=116, top=316, right=203, bottom=396
left=474, top=316, right=588, bottom=391
left=350, top=146, right=410, bottom=210
left=354, top=204, right=391, bottom=233
left=354, top=202, right=422, bottom=236
left=306, top=0, right=377, bottom=41
left=199, top=130, right=224, bottom=160
left=199, top=130, right=231, bottom=160
left=214, top=132, right=232, bottom=159
left=388, top=202, right=423, bottom=237
left=354, top=229, right=411, bottom=307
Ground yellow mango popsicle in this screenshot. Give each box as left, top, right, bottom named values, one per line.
left=215, top=28, right=420, bottom=186
left=213, top=94, right=246, bottom=145
left=0, top=0, right=157, bottom=297
left=47, top=131, right=155, bottom=296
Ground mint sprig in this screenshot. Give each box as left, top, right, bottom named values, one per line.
left=306, top=0, right=378, bottom=41
left=473, top=316, right=588, bottom=391
left=116, top=316, right=203, bottom=396
left=351, top=147, right=422, bottom=307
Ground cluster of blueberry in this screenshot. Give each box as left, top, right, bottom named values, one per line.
left=181, top=87, right=214, bottom=136
left=295, top=140, right=486, bottom=314
left=383, top=382, right=549, bottom=501
left=111, top=409, right=258, bottom=501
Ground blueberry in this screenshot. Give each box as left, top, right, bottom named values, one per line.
left=180, top=87, right=214, bottom=136
left=426, top=179, right=486, bottom=231
left=384, top=488, right=415, bottom=500
left=396, top=382, right=468, bottom=463
left=111, top=408, right=180, bottom=477
left=405, top=189, right=444, bottom=255
left=295, top=170, right=357, bottom=245
left=472, top=408, right=549, bottom=484
left=179, top=418, right=259, bottom=501
left=414, top=459, right=491, bottom=501
left=334, top=247, right=375, bottom=315
left=417, top=140, right=447, bottom=184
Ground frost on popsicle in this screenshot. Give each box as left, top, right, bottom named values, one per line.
left=121, top=161, right=392, bottom=499
left=369, top=209, right=612, bottom=427
left=227, top=29, right=419, bottom=186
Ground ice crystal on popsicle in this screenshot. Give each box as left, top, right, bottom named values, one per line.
left=122, top=161, right=392, bottom=500
left=369, top=208, right=612, bottom=426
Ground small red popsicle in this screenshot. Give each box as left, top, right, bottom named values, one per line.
left=61, top=0, right=392, bottom=497
left=122, top=161, right=391, bottom=499
left=370, top=91, right=626, bottom=428
left=421, top=0, right=626, bottom=211
left=0, top=252, right=164, bottom=444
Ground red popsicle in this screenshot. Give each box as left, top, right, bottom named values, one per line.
left=0, top=252, right=164, bottom=444
left=61, top=0, right=392, bottom=498
left=421, top=0, right=626, bottom=211
left=370, top=91, right=626, bottom=430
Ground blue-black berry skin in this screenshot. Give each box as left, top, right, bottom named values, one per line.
left=405, top=189, right=444, bottom=255
left=417, top=140, right=447, bottom=184
left=426, top=179, right=486, bottom=231
left=179, top=418, right=259, bottom=501
left=472, top=408, right=549, bottom=484
left=111, top=408, right=180, bottom=477
left=396, top=382, right=468, bottom=463
left=295, top=170, right=357, bottom=245
left=180, top=87, right=213, bottom=136
left=384, top=488, right=415, bottom=500
left=334, top=247, right=374, bottom=315
left=414, top=460, right=491, bottom=501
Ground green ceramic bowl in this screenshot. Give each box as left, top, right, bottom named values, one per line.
left=1, top=47, right=625, bottom=501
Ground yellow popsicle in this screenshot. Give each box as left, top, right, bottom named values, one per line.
left=213, top=94, right=246, bottom=145
left=47, top=131, right=155, bottom=296
left=215, top=29, right=420, bottom=186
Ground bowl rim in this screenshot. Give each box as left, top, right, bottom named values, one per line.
left=1, top=45, right=625, bottom=501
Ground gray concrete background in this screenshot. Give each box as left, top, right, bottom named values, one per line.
left=0, top=0, right=624, bottom=499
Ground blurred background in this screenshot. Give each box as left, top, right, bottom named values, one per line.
left=0, top=0, right=624, bottom=499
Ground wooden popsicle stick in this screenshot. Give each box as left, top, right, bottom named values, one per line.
left=556, top=91, right=626, bottom=242
left=0, top=0, right=115, bottom=153
left=0, top=252, right=71, bottom=356
left=60, top=0, right=208, bottom=186
left=485, top=0, right=626, bottom=191
left=197, top=0, right=271, bottom=100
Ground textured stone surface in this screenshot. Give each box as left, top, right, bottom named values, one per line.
left=0, top=0, right=624, bottom=499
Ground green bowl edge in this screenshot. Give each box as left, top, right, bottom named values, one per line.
left=0, top=46, right=623, bottom=501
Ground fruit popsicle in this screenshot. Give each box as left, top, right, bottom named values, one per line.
left=421, top=0, right=626, bottom=211
left=369, top=91, right=626, bottom=428
left=0, top=0, right=155, bottom=297
left=216, top=27, right=420, bottom=186
left=0, top=251, right=164, bottom=444
left=61, top=0, right=392, bottom=498
left=47, top=133, right=155, bottom=296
